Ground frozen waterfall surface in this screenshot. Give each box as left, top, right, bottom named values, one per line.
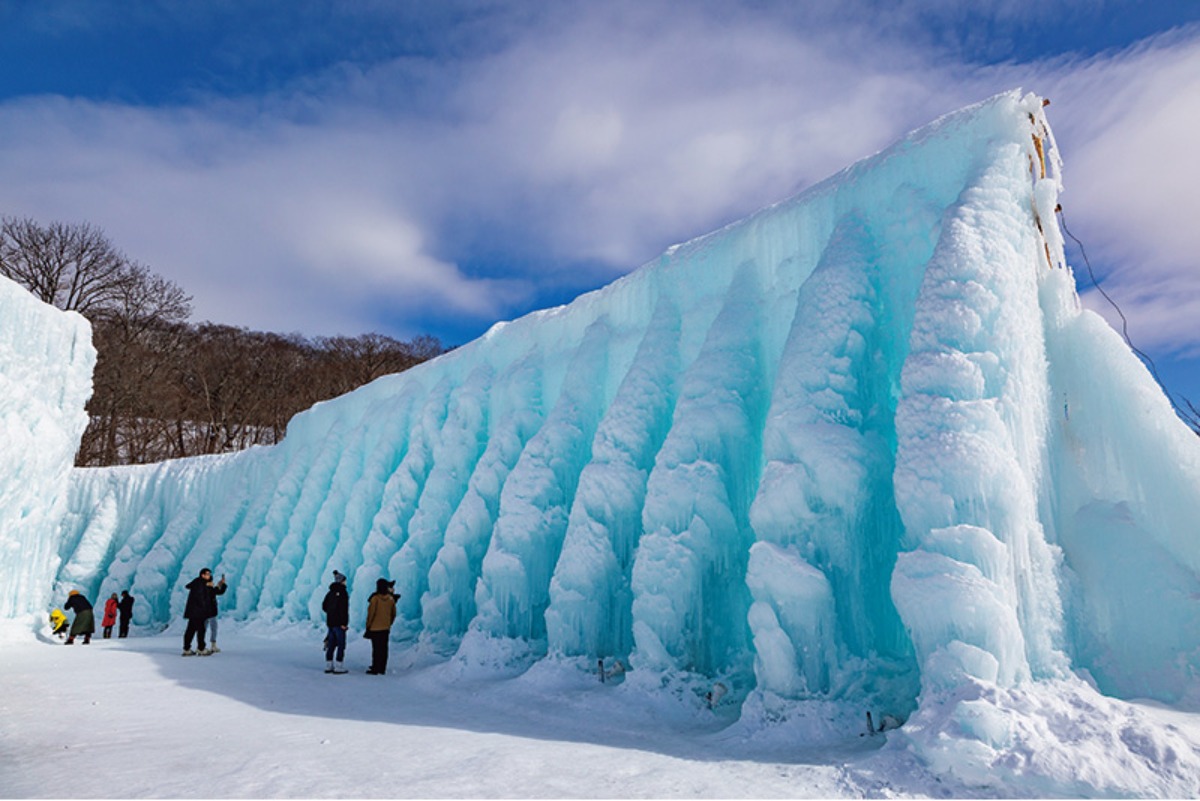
left=19, top=89, right=1200, bottom=789
left=0, top=275, right=94, bottom=625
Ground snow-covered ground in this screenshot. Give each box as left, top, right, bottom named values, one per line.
left=5, top=622, right=1200, bottom=799
left=1, top=624, right=895, bottom=799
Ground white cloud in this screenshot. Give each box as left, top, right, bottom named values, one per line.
left=419, top=4, right=950, bottom=271
left=1015, top=28, right=1200, bottom=356
left=0, top=96, right=529, bottom=336
left=0, top=4, right=1196, bottom=360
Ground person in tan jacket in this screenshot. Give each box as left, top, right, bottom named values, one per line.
left=365, top=578, right=397, bottom=675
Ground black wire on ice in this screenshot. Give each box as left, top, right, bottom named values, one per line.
left=1057, top=206, right=1200, bottom=431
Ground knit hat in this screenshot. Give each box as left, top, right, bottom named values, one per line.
left=332, top=570, right=346, bottom=584
left=376, top=577, right=395, bottom=593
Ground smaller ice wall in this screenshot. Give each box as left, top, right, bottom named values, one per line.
left=0, top=275, right=95, bottom=624
left=1039, top=267, right=1200, bottom=702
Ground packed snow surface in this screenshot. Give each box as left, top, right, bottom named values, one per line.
left=6, top=90, right=1200, bottom=795
left=4, top=625, right=1200, bottom=799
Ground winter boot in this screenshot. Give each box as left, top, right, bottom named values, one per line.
left=325, top=660, right=334, bottom=674
left=332, top=661, right=347, bottom=675
left=182, top=649, right=196, bottom=656
left=209, top=642, right=220, bottom=653
left=65, top=636, right=75, bottom=645
left=82, top=635, right=91, bottom=644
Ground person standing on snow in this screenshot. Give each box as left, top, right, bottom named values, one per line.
left=204, top=572, right=228, bottom=653
left=101, top=593, right=118, bottom=639
left=63, top=590, right=95, bottom=645
left=364, top=578, right=397, bottom=675
left=321, top=570, right=350, bottom=674
left=117, top=590, right=135, bottom=638
left=182, top=568, right=217, bottom=656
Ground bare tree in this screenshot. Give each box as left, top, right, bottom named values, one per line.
left=5, top=216, right=448, bottom=465
left=77, top=265, right=193, bottom=465
left=316, top=332, right=430, bottom=395
left=0, top=217, right=135, bottom=316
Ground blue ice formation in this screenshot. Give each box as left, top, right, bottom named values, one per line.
left=18, top=91, right=1200, bottom=719
left=0, top=275, right=94, bottom=622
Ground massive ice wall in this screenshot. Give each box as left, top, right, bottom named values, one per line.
left=46, top=91, right=1200, bottom=715
left=0, top=275, right=94, bottom=624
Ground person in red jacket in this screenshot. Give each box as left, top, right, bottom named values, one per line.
left=101, top=593, right=118, bottom=639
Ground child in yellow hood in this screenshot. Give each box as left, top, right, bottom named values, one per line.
left=49, top=608, right=68, bottom=638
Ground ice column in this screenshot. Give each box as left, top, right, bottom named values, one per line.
left=420, top=354, right=544, bottom=649
left=747, top=216, right=903, bottom=697
left=632, top=265, right=766, bottom=676
left=471, top=320, right=611, bottom=647
left=389, top=366, right=492, bottom=638
left=546, top=299, right=681, bottom=659
left=891, top=94, right=1068, bottom=688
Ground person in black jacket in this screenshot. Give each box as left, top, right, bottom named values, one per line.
left=117, top=590, right=135, bottom=638
left=182, top=568, right=217, bottom=656
left=63, top=590, right=94, bottom=645
left=321, top=570, right=350, bottom=674
left=204, top=572, right=228, bottom=653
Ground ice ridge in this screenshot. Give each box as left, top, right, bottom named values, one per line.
left=29, top=90, right=1200, bottom=726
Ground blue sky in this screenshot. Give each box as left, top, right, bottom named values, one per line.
left=1, top=0, right=1198, bottom=410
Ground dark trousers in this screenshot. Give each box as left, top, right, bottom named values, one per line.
left=184, top=617, right=208, bottom=651
left=367, top=630, right=389, bottom=673
left=325, top=626, right=346, bottom=662
left=118, top=616, right=130, bottom=638
left=102, top=625, right=113, bottom=638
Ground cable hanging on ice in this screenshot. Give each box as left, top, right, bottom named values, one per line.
left=1056, top=204, right=1200, bottom=435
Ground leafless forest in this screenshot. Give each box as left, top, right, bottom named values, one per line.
left=1, top=216, right=444, bottom=466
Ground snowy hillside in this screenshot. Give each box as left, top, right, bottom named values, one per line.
left=0, top=274, right=93, bottom=624
left=16, top=90, right=1200, bottom=794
